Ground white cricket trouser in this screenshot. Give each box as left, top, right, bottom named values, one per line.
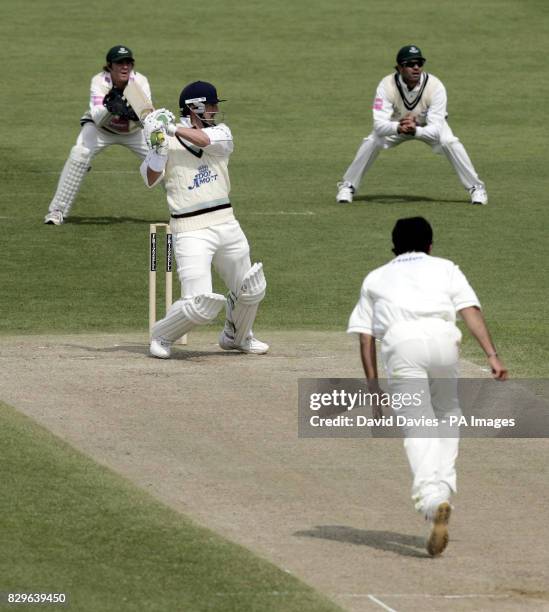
left=48, top=123, right=148, bottom=215
left=343, top=121, right=484, bottom=193
left=75, top=122, right=149, bottom=159
left=173, top=220, right=251, bottom=297
left=381, top=319, right=462, bottom=518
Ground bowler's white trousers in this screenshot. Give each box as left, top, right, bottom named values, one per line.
left=173, top=220, right=251, bottom=297
left=381, top=318, right=462, bottom=518
left=343, top=122, right=484, bottom=194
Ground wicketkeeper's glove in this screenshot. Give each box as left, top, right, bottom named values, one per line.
left=103, top=87, right=139, bottom=121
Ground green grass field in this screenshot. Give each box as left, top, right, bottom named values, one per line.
left=1, top=0, right=548, bottom=609
left=0, top=402, right=342, bottom=612
left=1, top=0, right=547, bottom=376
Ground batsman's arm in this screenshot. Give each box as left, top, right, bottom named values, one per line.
left=139, top=155, right=164, bottom=188
left=459, top=306, right=508, bottom=380
left=172, top=126, right=211, bottom=148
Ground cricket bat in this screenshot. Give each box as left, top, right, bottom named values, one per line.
left=123, top=80, right=155, bottom=122
left=124, top=80, right=166, bottom=146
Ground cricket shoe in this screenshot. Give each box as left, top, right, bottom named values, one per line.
left=149, top=337, right=172, bottom=359
left=426, top=501, right=451, bottom=557
left=336, top=181, right=354, bottom=203
left=469, top=185, right=488, bottom=205
left=219, top=331, right=269, bottom=354
left=44, top=210, right=64, bottom=225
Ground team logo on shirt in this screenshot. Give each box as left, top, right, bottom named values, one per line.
left=187, top=164, right=218, bottom=190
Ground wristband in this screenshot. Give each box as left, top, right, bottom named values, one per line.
left=146, top=150, right=168, bottom=172
left=166, top=123, right=177, bottom=137
left=486, top=351, right=498, bottom=358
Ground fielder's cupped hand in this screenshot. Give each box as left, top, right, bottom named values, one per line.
left=398, top=113, right=417, bottom=135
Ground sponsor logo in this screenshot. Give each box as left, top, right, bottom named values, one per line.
left=109, top=117, right=130, bottom=132
left=373, top=97, right=383, bottom=110
left=188, top=164, right=218, bottom=190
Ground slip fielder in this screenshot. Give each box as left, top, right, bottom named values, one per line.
left=336, top=45, right=487, bottom=206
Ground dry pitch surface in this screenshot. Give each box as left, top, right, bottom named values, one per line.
left=1, top=331, right=548, bottom=612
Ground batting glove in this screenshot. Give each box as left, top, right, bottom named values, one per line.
left=148, top=108, right=177, bottom=136
left=151, top=108, right=176, bottom=126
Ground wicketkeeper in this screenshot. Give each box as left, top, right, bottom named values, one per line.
left=140, top=81, right=269, bottom=358
left=44, top=45, right=152, bottom=225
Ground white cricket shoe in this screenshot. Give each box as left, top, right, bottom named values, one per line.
left=150, top=338, right=172, bottom=359
left=469, top=185, right=488, bottom=205
left=219, top=331, right=269, bottom=355
left=44, top=210, right=64, bottom=225
left=336, top=181, right=354, bottom=203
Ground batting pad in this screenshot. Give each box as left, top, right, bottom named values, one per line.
left=48, top=145, right=91, bottom=216
left=228, top=263, right=266, bottom=346
left=152, top=293, right=226, bottom=342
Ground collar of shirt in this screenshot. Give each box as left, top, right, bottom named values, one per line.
left=396, top=72, right=426, bottom=103
left=391, top=251, right=428, bottom=264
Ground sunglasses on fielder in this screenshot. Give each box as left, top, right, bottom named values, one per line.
left=401, top=59, right=425, bottom=68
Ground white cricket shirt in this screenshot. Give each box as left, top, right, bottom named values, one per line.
left=347, top=252, right=480, bottom=339
left=163, top=119, right=236, bottom=233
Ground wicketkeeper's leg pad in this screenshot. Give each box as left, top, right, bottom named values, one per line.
left=152, top=293, right=226, bottom=342
left=226, top=263, right=266, bottom=346
left=48, top=145, right=92, bottom=217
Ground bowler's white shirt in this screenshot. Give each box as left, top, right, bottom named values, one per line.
left=347, top=252, right=480, bottom=339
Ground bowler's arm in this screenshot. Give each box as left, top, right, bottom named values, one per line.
left=359, top=333, right=378, bottom=381
left=459, top=306, right=508, bottom=380
left=359, top=333, right=384, bottom=417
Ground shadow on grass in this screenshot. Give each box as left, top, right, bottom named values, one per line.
left=67, top=216, right=157, bottom=225
left=61, top=342, right=243, bottom=360
left=353, top=194, right=465, bottom=205
left=294, top=525, right=429, bottom=558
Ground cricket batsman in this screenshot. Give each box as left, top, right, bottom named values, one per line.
left=140, top=81, right=269, bottom=359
